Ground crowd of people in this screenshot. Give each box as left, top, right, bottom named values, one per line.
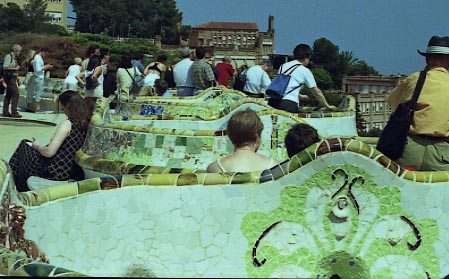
left=1, top=35, right=448, bottom=191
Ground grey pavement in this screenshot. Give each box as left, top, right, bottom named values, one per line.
left=0, top=103, right=65, bottom=161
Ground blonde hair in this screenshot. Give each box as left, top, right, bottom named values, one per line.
left=74, top=57, right=82, bottom=65
left=227, top=109, right=264, bottom=148
left=24, top=50, right=36, bottom=63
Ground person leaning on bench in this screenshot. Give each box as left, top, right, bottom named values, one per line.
left=386, top=35, right=449, bottom=171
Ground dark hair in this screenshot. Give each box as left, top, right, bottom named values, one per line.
left=156, top=54, right=167, bottom=63
left=86, top=45, right=99, bottom=57
left=133, top=52, right=144, bottom=60
left=58, top=90, right=90, bottom=130
left=227, top=109, right=264, bottom=148
left=40, top=47, right=50, bottom=52
left=155, top=79, right=168, bottom=96
left=119, top=53, right=133, bottom=68
left=284, top=123, right=320, bottom=158
left=196, top=47, right=206, bottom=59
left=293, top=44, right=313, bottom=60
left=100, top=48, right=110, bottom=57
left=86, top=55, right=102, bottom=71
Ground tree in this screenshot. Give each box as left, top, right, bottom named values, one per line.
left=340, top=51, right=358, bottom=66
left=311, top=67, right=333, bottom=90
left=24, top=0, right=50, bottom=31
left=70, top=0, right=183, bottom=43
left=347, top=60, right=379, bottom=76
left=0, top=3, right=30, bottom=32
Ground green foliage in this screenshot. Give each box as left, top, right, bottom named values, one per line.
left=311, top=67, right=333, bottom=90
left=301, top=87, right=343, bottom=108
left=347, top=60, right=379, bottom=76
left=24, top=0, right=50, bottom=31
left=0, top=3, right=30, bottom=32
left=70, top=0, right=184, bottom=44
left=359, top=127, right=383, bottom=137
left=312, top=37, right=379, bottom=89
left=355, top=104, right=367, bottom=135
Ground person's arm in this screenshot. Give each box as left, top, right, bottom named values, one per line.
left=309, top=87, right=336, bottom=110
left=143, top=64, right=151, bottom=76
left=92, top=66, right=102, bottom=83
left=205, top=64, right=216, bottom=86
left=261, top=72, right=271, bottom=89
left=32, top=120, right=71, bottom=158
left=76, top=72, right=85, bottom=86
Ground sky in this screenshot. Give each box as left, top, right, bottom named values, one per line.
left=175, top=0, right=449, bottom=75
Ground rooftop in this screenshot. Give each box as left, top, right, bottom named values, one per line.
left=192, top=22, right=259, bottom=30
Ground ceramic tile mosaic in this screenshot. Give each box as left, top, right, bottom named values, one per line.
left=2, top=145, right=449, bottom=277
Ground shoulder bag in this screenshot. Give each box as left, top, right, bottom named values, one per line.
left=376, top=70, right=427, bottom=160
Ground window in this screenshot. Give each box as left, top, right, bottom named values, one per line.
left=46, top=11, right=62, bottom=22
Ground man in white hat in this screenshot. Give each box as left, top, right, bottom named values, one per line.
left=386, top=35, right=449, bottom=171
left=173, top=46, right=194, bottom=96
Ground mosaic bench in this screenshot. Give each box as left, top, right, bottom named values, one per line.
left=78, top=109, right=308, bottom=176
left=2, top=138, right=449, bottom=277
left=109, top=88, right=357, bottom=141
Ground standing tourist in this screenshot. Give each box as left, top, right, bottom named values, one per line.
left=23, top=49, right=36, bottom=112
left=386, top=35, right=449, bottom=171
left=9, top=90, right=90, bottom=191
left=267, top=44, right=335, bottom=113
left=215, top=56, right=235, bottom=87
left=144, top=54, right=167, bottom=87
left=63, top=57, right=82, bottom=92
left=2, top=44, right=22, bottom=118
left=32, top=47, right=54, bottom=112
left=117, top=53, right=143, bottom=100
left=173, top=46, right=194, bottom=96
left=131, top=52, right=145, bottom=74
left=243, top=60, right=272, bottom=97
left=191, top=47, right=216, bottom=94
left=81, top=45, right=100, bottom=72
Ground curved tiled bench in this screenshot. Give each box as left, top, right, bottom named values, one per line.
left=78, top=109, right=307, bottom=175
left=0, top=160, right=85, bottom=277
left=2, top=139, right=449, bottom=277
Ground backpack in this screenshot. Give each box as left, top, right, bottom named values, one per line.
left=233, top=70, right=247, bottom=91
left=85, top=70, right=95, bottom=90
left=266, top=63, right=302, bottom=99
left=126, top=67, right=144, bottom=97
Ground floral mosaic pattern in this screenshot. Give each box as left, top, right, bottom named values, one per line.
left=242, top=165, right=439, bottom=278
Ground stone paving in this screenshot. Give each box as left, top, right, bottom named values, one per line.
left=0, top=103, right=64, bottom=161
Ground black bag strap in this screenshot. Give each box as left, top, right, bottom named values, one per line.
left=125, top=68, right=136, bottom=83
left=408, top=70, right=427, bottom=111
left=282, top=63, right=303, bottom=96
left=280, top=63, right=301, bottom=76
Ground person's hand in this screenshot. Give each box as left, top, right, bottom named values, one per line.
left=323, top=105, right=337, bottom=111
left=299, top=94, right=310, bottom=101
left=31, top=137, right=39, bottom=149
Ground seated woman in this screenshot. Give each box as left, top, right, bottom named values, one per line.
left=9, top=90, right=90, bottom=192
left=284, top=123, right=320, bottom=158
left=207, top=109, right=279, bottom=173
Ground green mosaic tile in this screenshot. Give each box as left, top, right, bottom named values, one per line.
left=155, top=135, right=164, bottom=148
left=175, top=137, right=187, bottom=146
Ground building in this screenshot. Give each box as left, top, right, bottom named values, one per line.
left=342, top=75, right=406, bottom=131
left=188, top=15, right=275, bottom=67
left=1, top=0, right=68, bottom=29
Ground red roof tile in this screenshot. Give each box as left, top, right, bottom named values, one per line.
left=192, top=22, right=259, bottom=30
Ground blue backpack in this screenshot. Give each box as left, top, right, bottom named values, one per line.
left=266, top=63, right=302, bottom=99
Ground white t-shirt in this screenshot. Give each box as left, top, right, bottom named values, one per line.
left=280, top=60, right=317, bottom=104
left=64, top=64, right=81, bottom=85
left=33, top=54, right=45, bottom=78
left=244, top=65, right=271, bottom=93
left=173, top=58, right=193, bottom=87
